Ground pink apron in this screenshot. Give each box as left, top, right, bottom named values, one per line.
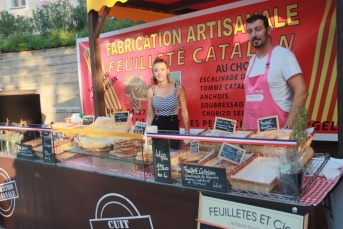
left=243, top=45, right=288, bottom=129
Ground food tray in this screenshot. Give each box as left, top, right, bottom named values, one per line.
left=244, top=128, right=314, bottom=154
left=170, top=149, right=215, bottom=180
left=197, top=128, right=252, bottom=152
left=170, top=150, right=210, bottom=165
left=228, top=155, right=279, bottom=193
left=24, top=137, right=74, bottom=161
left=242, top=136, right=312, bottom=155
left=50, top=122, right=81, bottom=139
left=227, top=153, right=330, bottom=204
left=198, top=141, right=223, bottom=152
left=170, top=150, right=189, bottom=180
left=198, top=150, right=241, bottom=176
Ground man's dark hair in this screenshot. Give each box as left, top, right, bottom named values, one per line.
left=246, top=14, right=269, bottom=29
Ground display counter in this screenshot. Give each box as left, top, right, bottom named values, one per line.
left=0, top=121, right=148, bottom=179
left=0, top=123, right=341, bottom=228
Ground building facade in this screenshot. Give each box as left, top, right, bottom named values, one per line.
left=1, top=0, right=78, bottom=18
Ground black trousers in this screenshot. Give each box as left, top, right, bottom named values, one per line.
left=151, top=115, right=180, bottom=150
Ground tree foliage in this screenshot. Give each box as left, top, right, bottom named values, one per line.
left=0, top=0, right=144, bottom=53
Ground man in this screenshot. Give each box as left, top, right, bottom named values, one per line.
left=243, top=14, right=308, bottom=130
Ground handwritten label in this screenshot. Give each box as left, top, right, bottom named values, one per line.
left=153, top=139, right=172, bottom=184
left=17, top=144, right=34, bottom=160
left=82, top=115, right=94, bottom=126
left=181, top=164, right=226, bottom=193
left=134, top=122, right=147, bottom=135
left=218, top=143, right=245, bottom=165
left=42, top=132, right=55, bottom=164
left=190, top=141, right=199, bottom=154
left=114, top=111, right=129, bottom=123
left=257, top=116, right=279, bottom=132
left=214, top=117, right=236, bottom=133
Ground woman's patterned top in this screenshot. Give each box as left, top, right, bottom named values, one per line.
left=151, top=83, right=180, bottom=116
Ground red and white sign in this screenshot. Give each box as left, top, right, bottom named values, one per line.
left=77, top=0, right=337, bottom=141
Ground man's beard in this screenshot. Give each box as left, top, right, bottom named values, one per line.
left=252, top=38, right=265, bottom=49
left=251, top=31, right=268, bottom=49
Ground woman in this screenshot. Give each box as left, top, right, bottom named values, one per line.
left=146, top=57, right=190, bottom=149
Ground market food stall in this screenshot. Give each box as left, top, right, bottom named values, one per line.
left=0, top=0, right=342, bottom=228
left=0, top=118, right=342, bottom=228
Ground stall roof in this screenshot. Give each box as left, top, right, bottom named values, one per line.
left=87, top=0, right=239, bottom=22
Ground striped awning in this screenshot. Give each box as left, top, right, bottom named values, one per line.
left=87, top=0, right=127, bottom=13
left=87, top=0, right=174, bottom=23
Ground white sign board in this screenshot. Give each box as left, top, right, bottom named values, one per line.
left=197, top=193, right=308, bottom=229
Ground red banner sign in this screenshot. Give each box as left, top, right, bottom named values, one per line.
left=77, top=0, right=337, bottom=140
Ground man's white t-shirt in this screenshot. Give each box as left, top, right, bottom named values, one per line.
left=246, top=46, right=302, bottom=113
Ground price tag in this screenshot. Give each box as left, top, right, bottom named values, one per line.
left=114, top=111, right=129, bottom=123
left=218, top=143, right=245, bottom=165
left=214, top=117, right=236, bottom=133
left=134, top=122, right=147, bottom=135
left=42, top=132, right=55, bottom=164
left=190, top=141, right=199, bottom=154
left=153, top=139, right=172, bottom=184
left=181, top=164, right=226, bottom=193
left=257, top=115, right=279, bottom=132
left=82, top=115, right=95, bottom=126
left=17, top=144, right=34, bottom=160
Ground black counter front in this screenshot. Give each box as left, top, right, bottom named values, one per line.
left=0, top=157, right=330, bottom=229
left=0, top=125, right=338, bottom=228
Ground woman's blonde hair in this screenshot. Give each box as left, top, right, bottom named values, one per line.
left=151, top=57, right=169, bottom=85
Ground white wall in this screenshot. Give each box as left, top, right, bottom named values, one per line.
left=1, top=0, right=78, bottom=18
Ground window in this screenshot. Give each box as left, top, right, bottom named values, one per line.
left=11, top=0, right=26, bottom=8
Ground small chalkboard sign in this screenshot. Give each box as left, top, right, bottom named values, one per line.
left=257, top=115, right=279, bottom=132
left=190, top=141, right=199, bottom=154
left=114, top=111, right=129, bottom=123
left=214, top=117, right=236, bottom=133
left=153, top=139, right=172, bottom=184
left=42, top=132, right=55, bottom=163
left=218, top=143, right=246, bottom=165
left=17, top=144, right=34, bottom=160
left=82, top=115, right=95, bottom=126
left=134, top=122, right=147, bottom=135
left=52, top=132, right=64, bottom=141
left=181, top=164, right=227, bottom=193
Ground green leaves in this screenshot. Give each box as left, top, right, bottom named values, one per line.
left=277, top=107, right=309, bottom=174
left=32, top=0, right=75, bottom=36
left=290, top=107, right=309, bottom=152
left=0, top=0, right=145, bottom=53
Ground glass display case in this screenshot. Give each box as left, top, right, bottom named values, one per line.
left=0, top=123, right=329, bottom=203
left=0, top=123, right=52, bottom=162
left=0, top=122, right=148, bottom=180
left=146, top=128, right=329, bottom=203
left=51, top=121, right=149, bottom=179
